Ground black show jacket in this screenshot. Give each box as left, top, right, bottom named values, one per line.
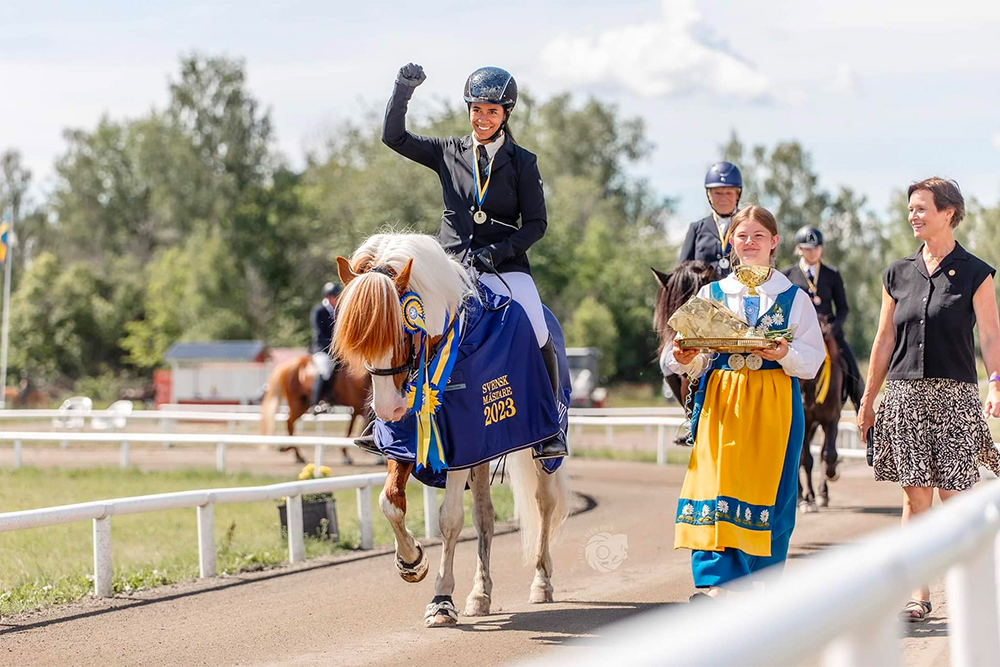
left=382, top=81, right=546, bottom=275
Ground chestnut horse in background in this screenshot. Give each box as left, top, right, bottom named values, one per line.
left=260, top=355, right=373, bottom=464
left=652, top=261, right=716, bottom=441
left=797, top=322, right=844, bottom=512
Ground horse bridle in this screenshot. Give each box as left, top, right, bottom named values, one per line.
left=358, top=262, right=471, bottom=379
left=364, top=336, right=416, bottom=378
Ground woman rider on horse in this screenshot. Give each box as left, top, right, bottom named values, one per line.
left=379, top=62, right=566, bottom=460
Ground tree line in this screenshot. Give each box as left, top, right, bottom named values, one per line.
left=1, top=54, right=997, bottom=398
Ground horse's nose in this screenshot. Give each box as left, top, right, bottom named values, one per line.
left=390, top=404, right=407, bottom=421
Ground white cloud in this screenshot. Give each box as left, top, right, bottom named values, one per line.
left=825, top=64, right=862, bottom=96
left=539, top=0, right=770, bottom=102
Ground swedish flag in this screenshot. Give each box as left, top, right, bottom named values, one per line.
left=0, top=224, right=9, bottom=266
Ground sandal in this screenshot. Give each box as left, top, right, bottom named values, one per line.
left=900, top=598, right=932, bottom=622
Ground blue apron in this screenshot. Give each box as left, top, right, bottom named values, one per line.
left=374, top=285, right=569, bottom=487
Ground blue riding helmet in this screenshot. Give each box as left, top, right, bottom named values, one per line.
left=322, top=281, right=342, bottom=298
left=704, top=162, right=743, bottom=189
left=464, top=67, right=518, bottom=110
left=795, top=226, right=824, bottom=248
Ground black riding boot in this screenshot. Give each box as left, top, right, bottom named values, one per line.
left=310, top=373, right=327, bottom=413
left=534, top=336, right=568, bottom=460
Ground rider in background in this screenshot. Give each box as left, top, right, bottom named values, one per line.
left=309, top=281, right=341, bottom=414
left=678, top=162, right=743, bottom=279
left=781, top=226, right=865, bottom=412
left=381, top=62, right=566, bottom=460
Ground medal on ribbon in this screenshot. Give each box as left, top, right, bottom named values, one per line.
left=472, top=147, right=497, bottom=225
left=399, top=292, right=463, bottom=473
left=713, top=213, right=733, bottom=270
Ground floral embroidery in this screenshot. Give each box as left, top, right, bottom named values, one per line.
left=682, top=503, right=694, bottom=517
left=718, top=500, right=730, bottom=514
left=760, top=509, right=770, bottom=524
left=744, top=508, right=752, bottom=522
left=701, top=505, right=711, bottom=517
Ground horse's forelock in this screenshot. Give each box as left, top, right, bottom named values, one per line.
left=334, top=271, right=405, bottom=373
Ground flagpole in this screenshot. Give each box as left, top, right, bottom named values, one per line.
left=0, top=210, right=12, bottom=409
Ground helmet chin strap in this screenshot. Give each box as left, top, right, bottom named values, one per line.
left=706, top=189, right=741, bottom=218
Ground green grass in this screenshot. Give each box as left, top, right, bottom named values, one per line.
left=0, top=467, right=513, bottom=616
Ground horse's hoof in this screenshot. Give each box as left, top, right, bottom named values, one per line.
left=825, top=464, right=840, bottom=482
left=294, top=453, right=306, bottom=465
left=464, top=593, right=492, bottom=617
left=798, top=500, right=817, bottom=513
left=529, top=584, right=554, bottom=604
left=424, top=596, right=458, bottom=627
left=817, top=495, right=829, bottom=508
left=396, top=543, right=429, bottom=583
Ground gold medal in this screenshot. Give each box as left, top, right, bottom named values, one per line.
left=718, top=257, right=730, bottom=270
left=473, top=210, right=487, bottom=224
left=745, top=353, right=763, bottom=371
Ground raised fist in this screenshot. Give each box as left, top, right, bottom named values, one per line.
left=396, top=63, right=426, bottom=87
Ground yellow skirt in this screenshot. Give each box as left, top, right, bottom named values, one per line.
left=674, top=367, right=793, bottom=557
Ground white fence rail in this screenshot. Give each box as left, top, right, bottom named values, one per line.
left=515, top=478, right=1000, bottom=667
left=0, top=471, right=416, bottom=597
left=0, top=432, right=357, bottom=473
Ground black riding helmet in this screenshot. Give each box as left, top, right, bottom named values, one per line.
left=464, top=67, right=517, bottom=141
left=795, top=226, right=824, bottom=248
left=322, top=281, right=342, bottom=298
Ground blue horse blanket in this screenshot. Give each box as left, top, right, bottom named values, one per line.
left=374, top=286, right=569, bottom=488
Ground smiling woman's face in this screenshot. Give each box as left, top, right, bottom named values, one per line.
left=732, top=218, right=778, bottom=267
left=908, top=189, right=954, bottom=240
left=469, top=103, right=505, bottom=142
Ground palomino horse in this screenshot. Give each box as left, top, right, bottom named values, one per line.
left=260, top=355, right=373, bottom=464
left=797, top=322, right=844, bottom=512
left=652, top=261, right=716, bottom=441
left=334, top=233, right=569, bottom=627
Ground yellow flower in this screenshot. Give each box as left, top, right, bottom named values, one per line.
left=318, top=465, right=333, bottom=477
left=297, top=463, right=316, bottom=480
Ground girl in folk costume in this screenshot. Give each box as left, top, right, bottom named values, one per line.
left=661, top=206, right=825, bottom=598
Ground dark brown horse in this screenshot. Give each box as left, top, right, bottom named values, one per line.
left=260, top=355, right=373, bottom=464
left=797, top=322, right=844, bottom=511
left=652, top=261, right=716, bottom=441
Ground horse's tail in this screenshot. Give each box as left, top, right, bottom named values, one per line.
left=506, top=447, right=570, bottom=564
left=260, top=368, right=283, bottom=436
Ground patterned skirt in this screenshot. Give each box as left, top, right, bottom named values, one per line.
left=873, top=379, right=1000, bottom=491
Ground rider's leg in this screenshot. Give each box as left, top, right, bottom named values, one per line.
left=311, top=352, right=333, bottom=411
left=479, top=272, right=567, bottom=460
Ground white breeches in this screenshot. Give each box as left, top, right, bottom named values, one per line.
left=478, top=272, right=549, bottom=347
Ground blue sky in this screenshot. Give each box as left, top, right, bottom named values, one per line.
left=3, top=0, right=999, bottom=237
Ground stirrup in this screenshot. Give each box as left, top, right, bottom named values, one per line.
left=533, top=432, right=568, bottom=460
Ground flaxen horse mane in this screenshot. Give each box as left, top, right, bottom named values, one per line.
left=333, top=233, right=475, bottom=374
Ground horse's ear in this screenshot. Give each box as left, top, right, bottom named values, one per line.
left=394, top=258, right=413, bottom=293
left=337, top=256, right=357, bottom=285
left=651, top=267, right=671, bottom=289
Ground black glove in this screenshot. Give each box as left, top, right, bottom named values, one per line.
left=396, top=63, right=426, bottom=88
left=470, top=247, right=496, bottom=272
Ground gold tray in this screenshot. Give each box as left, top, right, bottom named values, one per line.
left=677, top=337, right=777, bottom=353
